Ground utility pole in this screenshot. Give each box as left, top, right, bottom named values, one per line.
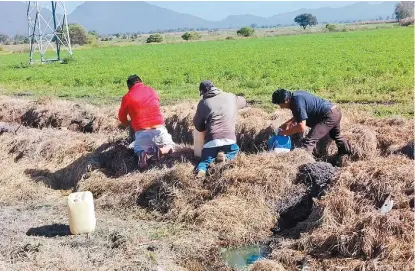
left=27, top=1, right=72, bottom=64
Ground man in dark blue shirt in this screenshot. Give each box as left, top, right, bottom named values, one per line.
left=272, top=88, right=351, bottom=155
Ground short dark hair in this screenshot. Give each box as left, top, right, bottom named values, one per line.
left=127, top=74, right=142, bottom=89
left=272, top=88, right=292, bottom=104
left=199, top=80, right=214, bottom=95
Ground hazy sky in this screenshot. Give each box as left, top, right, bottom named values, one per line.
left=64, top=1, right=372, bottom=21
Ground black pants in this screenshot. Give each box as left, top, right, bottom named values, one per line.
left=302, top=108, right=351, bottom=154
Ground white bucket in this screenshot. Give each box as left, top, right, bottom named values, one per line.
left=272, top=148, right=291, bottom=154
left=193, top=130, right=206, bottom=158
left=68, top=191, right=96, bottom=235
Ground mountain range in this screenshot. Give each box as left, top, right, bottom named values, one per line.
left=0, top=1, right=398, bottom=36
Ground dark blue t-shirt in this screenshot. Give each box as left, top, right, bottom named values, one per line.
left=290, top=91, right=332, bottom=127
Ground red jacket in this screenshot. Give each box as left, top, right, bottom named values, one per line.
left=118, top=82, right=164, bottom=132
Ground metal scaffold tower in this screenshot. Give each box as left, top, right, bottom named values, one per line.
left=27, top=1, right=72, bottom=64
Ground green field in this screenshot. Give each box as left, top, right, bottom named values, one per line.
left=0, top=27, right=413, bottom=116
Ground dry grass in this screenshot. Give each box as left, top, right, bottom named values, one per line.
left=344, top=125, right=379, bottom=161
left=270, top=155, right=414, bottom=270
left=0, top=96, right=119, bottom=133
left=0, top=96, right=413, bottom=270
left=249, top=259, right=286, bottom=271
left=193, top=195, right=275, bottom=246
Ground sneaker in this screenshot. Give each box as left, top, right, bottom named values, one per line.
left=138, top=151, right=148, bottom=169
left=216, top=151, right=227, bottom=163
left=196, top=170, right=206, bottom=178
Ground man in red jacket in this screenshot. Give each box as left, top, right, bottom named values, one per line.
left=118, top=75, right=175, bottom=169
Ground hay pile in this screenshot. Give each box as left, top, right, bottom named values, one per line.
left=209, top=150, right=315, bottom=201
left=387, top=140, right=414, bottom=159
left=353, top=114, right=414, bottom=156
left=2, top=128, right=102, bottom=162
left=96, top=140, right=137, bottom=177
left=266, top=155, right=414, bottom=270
left=320, top=125, right=379, bottom=161
left=0, top=96, right=119, bottom=132
left=1, top=97, right=413, bottom=270
left=193, top=195, right=274, bottom=246
left=83, top=149, right=315, bottom=247
left=0, top=127, right=109, bottom=189
left=314, top=113, right=414, bottom=161
left=162, top=102, right=196, bottom=144
left=249, top=259, right=286, bottom=271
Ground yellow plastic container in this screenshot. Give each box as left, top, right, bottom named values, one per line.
left=68, top=191, right=96, bottom=235
left=193, top=130, right=206, bottom=158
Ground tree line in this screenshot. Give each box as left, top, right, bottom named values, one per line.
left=1, top=2, right=413, bottom=46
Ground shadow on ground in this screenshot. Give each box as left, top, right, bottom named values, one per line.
left=26, top=224, right=71, bottom=237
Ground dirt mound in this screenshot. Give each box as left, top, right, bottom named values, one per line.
left=210, top=150, right=315, bottom=200
left=297, top=162, right=337, bottom=186
left=272, top=162, right=337, bottom=233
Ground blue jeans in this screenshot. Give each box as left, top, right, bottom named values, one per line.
left=196, top=143, right=239, bottom=172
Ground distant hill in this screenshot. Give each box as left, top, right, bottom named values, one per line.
left=68, top=1, right=211, bottom=34
left=0, top=2, right=28, bottom=36
left=212, top=2, right=397, bottom=28
left=0, top=1, right=58, bottom=36
left=0, top=1, right=399, bottom=36
left=266, top=2, right=397, bottom=25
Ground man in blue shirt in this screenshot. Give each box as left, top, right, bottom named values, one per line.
left=272, top=88, right=351, bottom=156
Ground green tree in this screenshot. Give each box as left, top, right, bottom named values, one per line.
left=325, top=24, right=337, bottom=32
left=181, top=31, right=201, bottom=40
left=0, top=34, right=9, bottom=44
left=394, top=1, right=414, bottom=20
left=13, top=34, right=29, bottom=44
left=88, top=30, right=98, bottom=37
left=294, top=13, right=318, bottom=29
left=237, top=26, right=254, bottom=37
left=56, top=24, right=88, bottom=45
left=69, top=24, right=88, bottom=45
left=87, top=33, right=98, bottom=46
left=146, top=33, right=163, bottom=43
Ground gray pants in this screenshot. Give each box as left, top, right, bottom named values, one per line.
left=133, top=126, right=175, bottom=154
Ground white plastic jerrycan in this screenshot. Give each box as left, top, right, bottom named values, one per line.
left=193, top=130, right=206, bottom=158
left=68, top=191, right=96, bottom=235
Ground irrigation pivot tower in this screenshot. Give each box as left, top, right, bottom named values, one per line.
left=27, top=1, right=72, bottom=64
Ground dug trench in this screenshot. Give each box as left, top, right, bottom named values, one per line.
left=0, top=97, right=414, bottom=270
